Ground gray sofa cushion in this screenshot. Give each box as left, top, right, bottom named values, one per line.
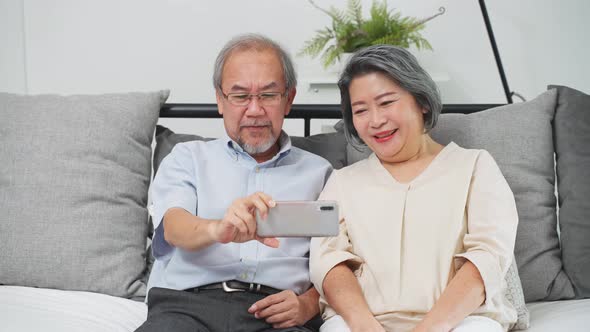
left=550, top=85, right=590, bottom=298
left=0, top=90, right=168, bottom=299
left=348, top=90, right=574, bottom=302
left=431, top=90, right=575, bottom=302
left=154, top=125, right=348, bottom=170
left=291, top=133, right=348, bottom=169
left=153, top=125, right=213, bottom=174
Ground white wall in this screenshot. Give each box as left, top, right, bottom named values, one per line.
left=488, top=1, right=590, bottom=100
left=0, top=0, right=27, bottom=93
left=1, top=0, right=588, bottom=136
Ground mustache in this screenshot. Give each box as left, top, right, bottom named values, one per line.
left=239, top=120, right=271, bottom=128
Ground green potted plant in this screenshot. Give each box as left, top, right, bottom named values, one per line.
left=300, top=0, right=445, bottom=68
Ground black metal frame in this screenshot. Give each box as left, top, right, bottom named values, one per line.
left=160, top=103, right=502, bottom=137
left=479, top=0, right=513, bottom=104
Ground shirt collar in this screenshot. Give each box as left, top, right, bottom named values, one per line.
left=222, top=130, right=292, bottom=163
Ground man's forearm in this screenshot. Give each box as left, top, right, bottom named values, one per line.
left=162, top=207, right=218, bottom=251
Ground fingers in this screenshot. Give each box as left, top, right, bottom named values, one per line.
left=233, top=205, right=256, bottom=237
left=256, top=301, right=290, bottom=320
left=250, top=193, right=272, bottom=220
left=250, top=192, right=279, bottom=247
left=223, top=198, right=258, bottom=239
left=250, top=291, right=301, bottom=328
left=255, top=234, right=280, bottom=248
left=232, top=192, right=274, bottom=235
left=271, top=319, right=298, bottom=329
left=248, top=292, right=284, bottom=313
left=248, top=192, right=275, bottom=222
left=265, top=310, right=293, bottom=324
left=218, top=192, right=276, bottom=244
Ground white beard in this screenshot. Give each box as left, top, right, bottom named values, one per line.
left=239, top=134, right=277, bottom=155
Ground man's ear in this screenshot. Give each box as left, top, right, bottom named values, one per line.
left=284, top=87, right=297, bottom=116
left=216, top=91, right=224, bottom=115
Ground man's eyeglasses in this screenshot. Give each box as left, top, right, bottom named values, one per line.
left=221, top=91, right=287, bottom=107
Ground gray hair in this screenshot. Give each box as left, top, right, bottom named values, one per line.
left=212, top=33, right=297, bottom=93
left=338, top=45, right=442, bottom=149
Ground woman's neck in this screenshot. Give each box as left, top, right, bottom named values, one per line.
left=384, top=134, right=442, bottom=166
left=378, top=135, right=444, bottom=184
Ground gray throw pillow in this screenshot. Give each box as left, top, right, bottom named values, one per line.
left=153, top=125, right=213, bottom=174
left=428, top=90, right=574, bottom=302
left=505, top=258, right=529, bottom=330
left=550, top=85, right=590, bottom=299
left=291, top=133, right=348, bottom=169
left=0, top=90, right=169, bottom=299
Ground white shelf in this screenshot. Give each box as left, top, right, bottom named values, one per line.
left=303, top=72, right=450, bottom=93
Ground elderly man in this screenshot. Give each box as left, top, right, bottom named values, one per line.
left=136, top=34, right=332, bottom=332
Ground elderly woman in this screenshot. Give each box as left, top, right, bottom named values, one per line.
left=309, top=45, right=518, bottom=332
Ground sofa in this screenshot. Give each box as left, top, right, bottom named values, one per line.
left=1, top=85, right=589, bottom=331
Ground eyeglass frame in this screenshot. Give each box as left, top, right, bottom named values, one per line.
left=220, top=90, right=289, bottom=107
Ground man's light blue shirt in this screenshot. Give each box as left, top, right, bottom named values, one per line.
left=147, top=132, right=332, bottom=295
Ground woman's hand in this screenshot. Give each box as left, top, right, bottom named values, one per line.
left=411, top=321, right=451, bottom=332
left=411, top=260, right=485, bottom=332
left=349, top=316, right=386, bottom=332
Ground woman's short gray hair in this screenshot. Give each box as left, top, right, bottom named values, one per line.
left=212, top=33, right=297, bottom=92
left=338, top=45, right=442, bottom=148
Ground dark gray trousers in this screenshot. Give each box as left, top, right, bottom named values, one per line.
left=135, top=287, right=320, bottom=332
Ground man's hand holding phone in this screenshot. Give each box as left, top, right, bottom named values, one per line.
left=210, top=191, right=279, bottom=248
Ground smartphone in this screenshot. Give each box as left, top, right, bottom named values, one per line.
left=256, top=200, right=339, bottom=237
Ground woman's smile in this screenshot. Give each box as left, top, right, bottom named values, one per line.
left=373, top=129, right=398, bottom=143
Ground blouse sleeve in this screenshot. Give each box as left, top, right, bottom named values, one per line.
left=454, top=150, right=518, bottom=304
left=310, top=171, right=363, bottom=298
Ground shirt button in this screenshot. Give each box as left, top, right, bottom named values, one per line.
left=255, top=167, right=260, bottom=173
left=240, top=273, right=248, bottom=279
